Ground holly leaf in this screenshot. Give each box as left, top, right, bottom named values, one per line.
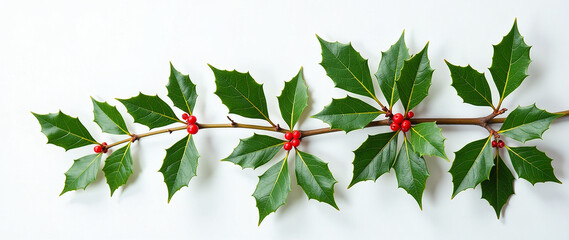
left=60, top=153, right=102, bottom=195
left=396, top=43, right=434, bottom=112
left=160, top=135, right=199, bottom=202
left=449, top=137, right=494, bottom=197
left=481, top=154, right=515, bottom=219
left=409, top=122, right=448, bottom=160
left=295, top=150, right=339, bottom=209
left=91, top=98, right=130, bottom=135
left=445, top=61, right=494, bottom=108
left=253, top=158, right=291, bottom=225
left=167, top=63, right=198, bottom=115
left=393, top=137, right=429, bottom=208
left=33, top=111, right=97, bottom=151
left=222, top=134, right=286, bottom=169
left=376, top=31, right=410, bottom=108
left=498, top=104, right=560, bottom=143
left=210, top=65, right=272, bottom=123
left=102, top=142, right=133, bottom=196
left=349, top=131, right=398, bottom=188
left=317, top=36, right=379, bottom=102
left=117, top=93, right=180, bottom=130
left=506, top=146, right=561, bottom=185
left=277, top=68, right=308, bottom=129
left=489, top=19, right=532, bottom=101
left=312, top=96, right=383, bottom=133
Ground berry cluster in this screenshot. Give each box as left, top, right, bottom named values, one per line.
left=283, top=130, right=302, bottom=151
left=492, top=139, right=505, bottom=148
left=390, top=111, right=414, bottom=132
left=94, top=142, right=108, bottom=153
left=182, top=113, right=199, bottom=134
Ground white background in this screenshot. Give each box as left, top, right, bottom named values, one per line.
left=1, top=0, right=569, bottom=239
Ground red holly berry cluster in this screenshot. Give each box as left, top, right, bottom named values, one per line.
left=283, top=130, right=302, bottom=151
left=182, top=113, right=199, bottom=134
left=94, top=142, right=108, bottom=153
left=390, top=111, right=414, bottom=132
left=492, top=139, right=505, bottom=148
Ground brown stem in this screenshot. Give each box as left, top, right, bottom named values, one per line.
left=103, top=110, right=569, bottom=149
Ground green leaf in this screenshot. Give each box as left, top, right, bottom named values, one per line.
left=393, top=137, right=429, bottom=208
left=481, top=154, right=515, bottom=218
left=160, top=135, right=200, bottom=202
left=167, top=63, right=198, bottom=115
left=498, top=104, right=560, bottom=143
left=253, top=158, right=291, bottom=225
left=117, top=93, right=180, bottom=130
left=396, top=43, right=434, bottom=112
left=317, top=35, right=379, bottom=102
left=445, top=61, right=494, bottom=107
left=102, top=142, right=133, bottom=196
left=449, top=137, right=494, bottom=197
left=409, top=122, right=448, bottom=160
left=222, top=134, right=286, bottom=169
left=375, top=31, right=410, bottom=107
left=277, top=68, right=308, bottom=129
left=506, top=146, right=561, bottom=185
left=312, top=96, right=383, bottom=133
left=60, top=153, right=102, bottom=195
left=33, top=111, right=97, bottom=151
left=349, top=131, right=398, bottom=188
left=295, top=150, right=339, bottom=209
left=91, top=98, right=130, bottom=135
left=489, top=19, right=532, bottom=101
left=210, top=65, right=272, bottom=123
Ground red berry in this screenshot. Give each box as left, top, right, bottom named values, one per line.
left=187, top=115, right=197, bottom=124
left=491, top=140, right=498, bottom=148
left=390, top=122, right=400, bottom=131
left=292, top=130, right=301, bottom=139
left=283, top=142, right=292, bottom=151
left=94, top=145, right=102, bottom=153
left=182, top=113, right=189, bottom=120
left=401, top=120, right=411, bottom=132
left=103, top=148, right=108, bottom=153
left=393, top=113, right=404, bottom=124
left=407, top=111, right=414, bottom=119
left=498, top=140, right=505, bottom=148
left=187, top=124, right=199, bottom=134
left=102, top=142, right=107, bottom=146
left=290, top=138, right=300, bottom=147
left=284, top=132, right=293, bottom=140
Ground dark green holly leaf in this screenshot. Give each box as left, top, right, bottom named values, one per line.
left=317, top=36, right=379, bottom=102
left=210, top=65, right=272, bottom=124
left=449, top=137, right=494, bottom=197
left=396, top=43, right=433, bottom=112
left=445, top=61, right=494, bottom=107
left=506, top=146, right=560, bottom=185
left=375, top=31, right=410, bottom=107
left=102, top=143, right=133, bottom=196
left=222, top=134, right=286, bottom=169
left=91, top=98, right=130, bottom=135
left=160, top=135, right=199, bottom=202
left=393, top=137, right=429, bottom=208
left=167, top=63, right=198, bottom=115
left=312, top=96, right=383, bottom=133
left=60, top=153, right=102, bottom=195
left=33, top=111, right=98, bottom=151
left=409, top=122, right=448, bottom=160
left=499, top=104, right=560, bottom=143
left=277, top=68, right=308, bottom=129
left=349, top=131, right=398, bottom=188
left=253, top=158, right=291, bottom=225
left=481, top=154, right=515, bottom=218
left=489, top=19, right=531, bottom=101
left=117, top=93, right=180, bottom=130
left=295, top=150, right=338, bottom=209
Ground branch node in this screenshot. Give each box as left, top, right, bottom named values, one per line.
left=227, top=116, right=237, bottom=127
left=275, top=124, right=282, bottom=132
left=130, top=134, right=139, bottom=143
